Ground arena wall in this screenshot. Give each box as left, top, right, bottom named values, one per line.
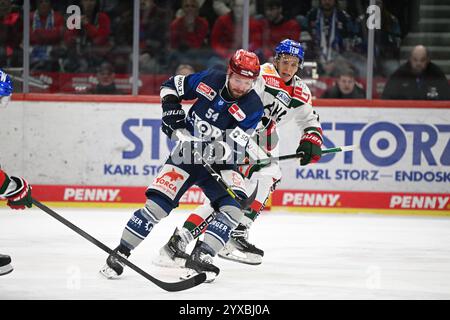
left=1, top=94, right=449, bottom=215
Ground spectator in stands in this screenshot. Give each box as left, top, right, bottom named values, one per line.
left=175, top=0, right=232, bottom=29
left=0, top=0, right=22, bottom=67
left=170, top=0, right=209, bottom=51
left=30, top=0, right=64, bottom=72
left=261, top=0, right=301, bottom=60
left=109, top=1, right=133, bottom=73
left=382, top=45, right=450, bottom=100
left=305, top=0, right=354, bottom=76
left=139, top=0, right=172, bottom=73
left=210, top=0, right=264, bottom=62
left=63, top=0, right=112, bottom=73
left=254, top=0, right=311, bottom=20
left=88, top=62, right=122, bottom=94
left=283, top=0, right=311, bottom=19
left=353, top=0, right=402, bottom=77
left=321, top=67, right=365, bottom=98
left=169, top=0, right=210, bottom=71
left=175, top=63, right=195, bottom=76
left=383, top=0, right=420, bottom=38
left=99, top=0, right=120, bottom=17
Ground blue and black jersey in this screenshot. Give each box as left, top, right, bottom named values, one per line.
left=161, top=68, right=264, bottom=140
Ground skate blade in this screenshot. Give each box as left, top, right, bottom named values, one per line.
left=218, top=248, right=262, bottom=265
left=181, top=269, right=216, bottom=283
left=99, top=264, right=122, bottom=279
left=0, top=264, right=13, bottom=276
left=152, top=248, right=186, bottom=269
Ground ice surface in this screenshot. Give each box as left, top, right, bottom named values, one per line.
left=1, top=206, right=449, bottom=300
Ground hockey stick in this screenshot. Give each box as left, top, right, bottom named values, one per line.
left=31, top=198, right=206, bottom=292
left=174, top=130, right=258, bottom=209
left=239, top=145, right=359, bottom=166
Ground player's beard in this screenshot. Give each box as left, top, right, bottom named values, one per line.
left=230, top=87, right=248, bottom=99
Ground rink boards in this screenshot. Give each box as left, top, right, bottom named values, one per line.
left=1, top=96, right=449, bottom=215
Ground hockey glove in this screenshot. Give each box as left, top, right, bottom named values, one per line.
left=6, top=176, right=32, bottom=210
left=296, top=127, right=323, bottom=166
left=161, top=102, right=186, bottom=139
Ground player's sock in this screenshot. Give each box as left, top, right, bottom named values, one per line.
left=121, top=207, right=160, bottom=250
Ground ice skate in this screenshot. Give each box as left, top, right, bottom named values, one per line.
left=218, top=224, right=264, bottom=265
left=0, top=254, right=13, bottom=276
left=99, top=245, right=130, bottom=279
left=153, top=228, right=190, bottom=268
left=182, top=240, right=219, bottom=283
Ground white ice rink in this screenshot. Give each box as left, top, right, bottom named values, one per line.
left=1, top=206, right=449, bottom=300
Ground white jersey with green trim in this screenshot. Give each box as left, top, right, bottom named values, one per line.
left=253, top=62, right=320, bottom=133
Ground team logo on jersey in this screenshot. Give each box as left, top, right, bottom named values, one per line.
left=231, top=171, right=244, bottom=187
left=221, top=170, right=246, bottom=195
left=151, top=165, right=189, bottom=200
left=196, top=82, right=217, bottom=101
left=228, top=104, right=247, bottom=121
left=262, top=64, right=277, bottom=75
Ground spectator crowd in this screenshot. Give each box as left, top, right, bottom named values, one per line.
left=1, top=0, right=448, bottom=99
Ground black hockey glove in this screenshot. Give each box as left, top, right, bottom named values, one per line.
left=161, top=102, right=186, bottom=139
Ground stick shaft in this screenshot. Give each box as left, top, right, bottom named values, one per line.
left=244, top=145, right=358, bottom=166
left=31, top=198, right=206, bottom=291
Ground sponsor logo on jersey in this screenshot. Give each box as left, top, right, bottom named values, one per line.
left=174, top=75, right=185, bottom=96
left=190, top=110, right=223, bottom=139
left=276, top=91, right=291, bottom=106
left=293, top=85, right=311, bottom=104
left=228, top=104, right=247, bottom=121
left=160, top=168, right=185, bottom=182
left=151, top=166, right=189, bottom=200
left=229, top=126, right=250, bottom=147
left=263, top=75, right=281, bottom=88
left=196, top=82, right=217, bottom=101
left=63, top=188, right=120, bottom=201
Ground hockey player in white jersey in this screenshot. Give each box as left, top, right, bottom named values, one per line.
left=155, top=39, right=323, bottom=267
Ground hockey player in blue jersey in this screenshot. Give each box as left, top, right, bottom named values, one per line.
left=153, top=39, right=323, bottom=272
left=0, top=69, right=13, bottom=108
left=100, top=49, right=264, bottom=281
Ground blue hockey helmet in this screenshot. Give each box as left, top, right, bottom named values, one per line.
left=0, top=70, right=13, bottom=96
left=274, top=39, right=305, bottom=69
